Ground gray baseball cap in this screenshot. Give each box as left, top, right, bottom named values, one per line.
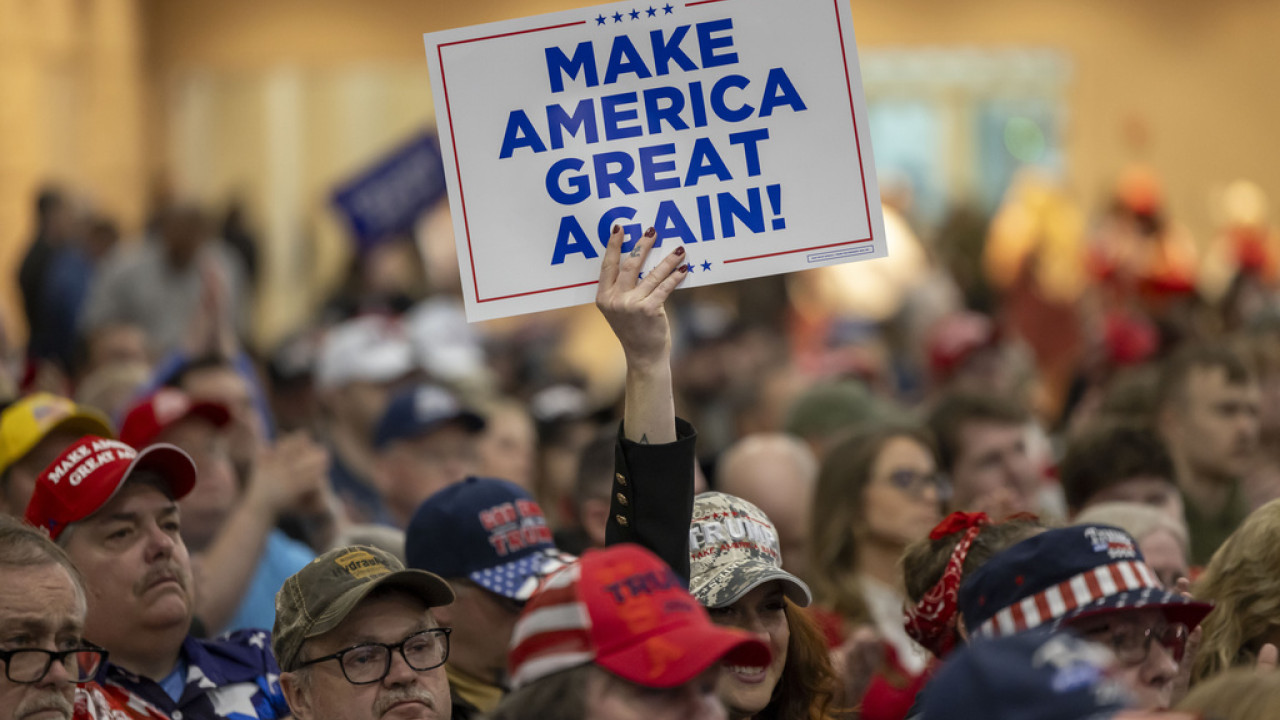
left=688, top=492, right=812, bottom=609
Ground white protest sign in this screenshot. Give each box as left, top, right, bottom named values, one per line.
left=425, top=0, right=885, bottom=322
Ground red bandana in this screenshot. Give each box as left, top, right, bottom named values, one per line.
left=904, top=512, right=989, bottom=658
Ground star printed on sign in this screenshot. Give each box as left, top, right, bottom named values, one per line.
left=647, top=6, right=658, bottom=16
left=664, top=3, right=674, bottom=13
left=613, top=11, right=624, bottom=22
left=596, top=14, right=607, bottom=24
left=701, top=260, right=712, bottom=271
left=629, top=8, right=641, bottom=19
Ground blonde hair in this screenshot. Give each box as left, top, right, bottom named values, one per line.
left=1192, top=498, right=1280, bottom=683
left=1073, top=501, right=1188, bottom=551
left=1176, top=667, right=1280, bottom=718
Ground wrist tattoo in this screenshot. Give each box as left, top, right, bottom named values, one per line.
left=639, top=433, right=649, bottom=445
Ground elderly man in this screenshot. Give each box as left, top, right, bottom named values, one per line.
left=0, top=516, right=106, bottom=720
left=273, top=546, right=455, bottom=720
left=715, top=433, right=817, bottom=581
left=24, top=435, right=289, bottom=720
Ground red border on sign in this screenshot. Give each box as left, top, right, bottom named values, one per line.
left=435, top=0, right=874, bottom=304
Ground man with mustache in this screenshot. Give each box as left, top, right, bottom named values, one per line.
left=23, top=436, right=290, bottom=720
left=273, top=545, right=455, bottom=720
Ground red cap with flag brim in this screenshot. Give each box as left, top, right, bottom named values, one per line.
left=508, top=544, right=769, bottom=690
left=25, top=435, right=197, bottom=540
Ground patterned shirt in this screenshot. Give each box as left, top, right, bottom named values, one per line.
left=94, top=630, right=289, bottom=720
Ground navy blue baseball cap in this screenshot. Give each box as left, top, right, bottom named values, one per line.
left=405, top=477, right=574, bottom=601
left=922, top=630, right=1131, bottom=720
left=958, top=525, right=1212, bottom=639
left=374, top=383, right=485, bottom=449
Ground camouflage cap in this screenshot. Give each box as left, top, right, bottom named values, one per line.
left=688, top=492, right=812, bottom=609
left=273, top=545, right=454, bottom=671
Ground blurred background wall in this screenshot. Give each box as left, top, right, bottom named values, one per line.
left=3, top=0, right=1278, bottom=347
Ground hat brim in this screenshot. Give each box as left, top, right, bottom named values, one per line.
left=127, top=443, right=199, bottom=502
left=304, top=569, right=456, bottom=642
left=595, top=620, right=770, bottom=689
left=1055, top=588, right=1214, bottom=632
left=1, top=411, right=115, bottom=477
left=690, top=558, right=812, bottom=609
left=374, top=411, right=486, bottom=449
left=469, top=549, right=576, bottom=602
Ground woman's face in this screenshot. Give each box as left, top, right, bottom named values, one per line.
left=707, top=582, right=790, bottom=718
left=863, top=436, right=944, bottom=547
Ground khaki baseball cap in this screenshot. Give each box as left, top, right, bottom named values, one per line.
left=273, top=545, right=455, bottom=671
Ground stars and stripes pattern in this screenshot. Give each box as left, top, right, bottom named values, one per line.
left=976, top=560, right=1161, bottom=638
left=507, top=563, right=594, bottom=689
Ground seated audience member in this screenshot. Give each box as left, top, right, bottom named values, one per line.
left=1155, top=346, right=1261, bottom=565
left=926, top=391, right=1046, bottom=518
left=404, top=477, right=571, bottom=719
left=1176, top=667, right=1280, bottom=718
left=1191, top=497, right=1280, bottom=683
left=0, top=515, right=117, bottom=720
left=490, top=543, right=771, bottom=720
left=807, top=424, right=945, bottom=718
left=901, top=512, right=1046, bottom=660
left=1059, top=422, right=1183, bottom=521
left=0, top=393, right=111, bottom=516
left=314, top=315, right=417, bottom=526
left=119, top=389, right=321, bottom=634
left=715, top=433, right=818, bottom=580
left=272, top=545, right=455, bottom=720
left=473, top=397, right=537, bottom=493
left=1074, top=502, right=1190, bottom=588
left=922, top=631, right=1188, bottom=720
left=373, top=384, right=485, bottom=529
left=593, top=225, right=839, bottom=720
left=554, top=427, right=614, bottom=555
left=24, top=435, right=290, bottom=720
left=957, top=525, right=1213, bottom=709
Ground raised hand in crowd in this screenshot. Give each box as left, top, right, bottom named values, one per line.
left=595, top=223, right=688, bottom=445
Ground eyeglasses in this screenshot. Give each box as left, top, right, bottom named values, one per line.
left=0, top=646, right=109, bottom=683
left=1081, top=621, right=1189, bottom=665
left=299, top=628, right=451, bottom=685
left=879, top=470, right=953, bottom=503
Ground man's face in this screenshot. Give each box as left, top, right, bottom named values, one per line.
left=1068, top=609, right=1182, bottom=710
left=62, top=483, right=194, bottom=653
left=1138, top=529, right=1189, bottom=590
left=181, top=367, right=265, bottom=470
left=1083, top=477, right=1184, bottom=525
left=380, top=424, right=478, bottom=522
left=950, top=421, right=1039, bottom=517
left=281, top=592, right=449, bottom=720
left=159, top=418, right=239, bottom=551
left=0, top=563, right=83, bottom=720
left=584, top=665, right=725, bottom=720
left=1166, top=366, right=1260, bottom=482
left=0, top=430, right=84, bottom=517
left=432, top=580, right=521, bottom=686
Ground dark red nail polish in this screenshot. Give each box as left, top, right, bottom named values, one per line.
left=679, top=264, right=689, bottom=273
left=613, top=224, right=620, bottom=233
left=675, top=246, right=685, bottom=256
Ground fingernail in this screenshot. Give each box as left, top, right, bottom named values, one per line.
left=647, top=226, right=656, bottom=236
left=675, top=246, right=685, bottom=256
left=679, top=264, right=689, bottom=273
left=613, top=224, right=620, bottom=233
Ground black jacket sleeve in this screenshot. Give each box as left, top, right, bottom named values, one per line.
left=605, top=418, right=698, bottom=584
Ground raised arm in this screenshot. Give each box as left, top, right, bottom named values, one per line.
left=596, top=224, right=699, bottom=581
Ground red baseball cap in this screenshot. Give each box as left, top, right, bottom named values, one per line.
left=507, top=544, right=770, bottom=690
left=119, top=388, right=231, bottom=449
left=24, top=435, right=197, bottom=540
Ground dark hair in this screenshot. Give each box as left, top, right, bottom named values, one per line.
left=900, top=515, right=1046, bottom=658
left=758, top=599, right=841, bottom=720
left=1156, top=345, right=1253, bottom=411
left=36, top=186, right=65, bottom=221
left=573, top=427, right=616, bottom=505
left=810, top=424, right=938, bottom=625
left=486, top=664, right=591, bottom=720
left=926, top=392, right=1029, bottom=472
left=1058, top=422, right=1175, bottom=513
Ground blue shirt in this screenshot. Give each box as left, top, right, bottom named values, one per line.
left=99, top=630, right=288, bottom=720
left=225, top=530, right=315, bottom=634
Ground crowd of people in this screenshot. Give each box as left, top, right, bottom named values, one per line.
left=4, top=164, right=1280, bottom=720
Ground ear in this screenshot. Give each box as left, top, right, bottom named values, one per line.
left=580, top=498, right=611, bottom=548
left=280, top=671, right=312, bottom=720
